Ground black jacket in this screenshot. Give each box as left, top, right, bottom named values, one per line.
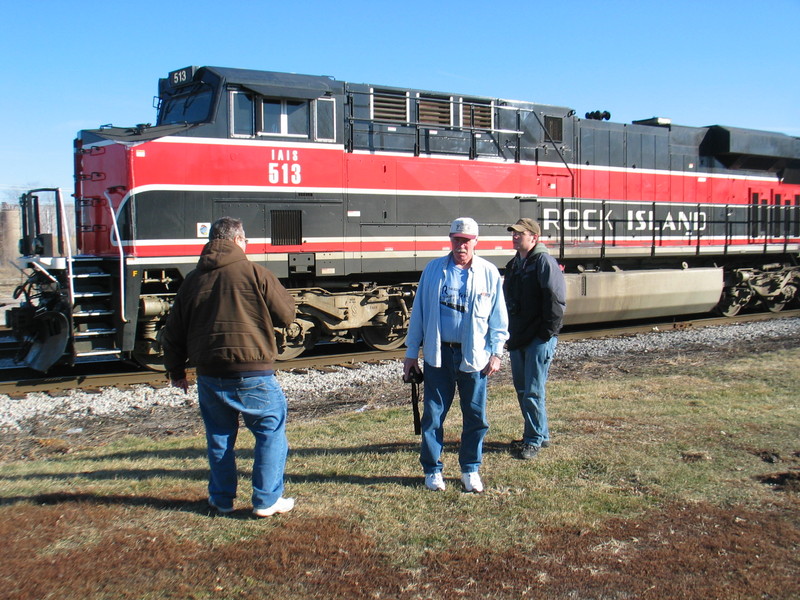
left=503, top=243, right=566, bottom=350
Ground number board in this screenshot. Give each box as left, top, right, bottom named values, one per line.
left=167, top=67, right=197, bottom=89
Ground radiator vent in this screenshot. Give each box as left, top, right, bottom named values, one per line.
left=462, top=101, right=492, bottom=130
left=373, top=90, right=408, bottom=122
left=271, top=210, right=302, bottom=246
left=419, top=95, right=452, bottom=126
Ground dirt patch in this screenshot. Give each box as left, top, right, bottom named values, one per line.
left=430, top=501, right=800, bottom=600
left=1, top=498, right=797, bottom=599
left=0, top=504, right=409, bottom=600
left=758, top=471, right=800, bottom=493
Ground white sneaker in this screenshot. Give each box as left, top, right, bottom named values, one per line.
left=424, top=472, right=446, bottom=491
left=461, top=472, right=484, bottom=493
left=253, top=497, right=295, bottom=517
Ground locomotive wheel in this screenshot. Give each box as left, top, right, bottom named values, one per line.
left=133, top=352, right=167, bottom=372
left=715, top=287, right=749, bottom=318
left=276, top=320, right=315, bottom=361
left=360, top=326, right=407, bottom=351
left=716, top=301, right=743, bottom=317
left=276, top=340, right=309, bottom=361
left=132, top=328, right=167, bottom=371
left=764, top=285, right=796, bottom=313
left=132, top=345, right=167, bottom=372
left=764, top=298, right=787, bottom=313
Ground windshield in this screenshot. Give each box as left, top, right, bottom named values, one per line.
left=158, top=85, right=214, bottom=125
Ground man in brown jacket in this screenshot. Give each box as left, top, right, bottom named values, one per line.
left=162, top=216, right=297, bottom=517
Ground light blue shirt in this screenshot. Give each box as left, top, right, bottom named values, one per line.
left=405, top=253, right=509, bottom=372
left=439, top=258, right=470, bottom=342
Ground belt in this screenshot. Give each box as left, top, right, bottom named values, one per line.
left=218, top=370, right=275, bottom=379
left=441, top=341, right=461, bottom=348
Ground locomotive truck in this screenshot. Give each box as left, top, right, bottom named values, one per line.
left=10, top=65, right=800, bottom=372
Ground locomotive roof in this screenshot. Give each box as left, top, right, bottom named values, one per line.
left=702, top=125, right=800, bottom=159
left=80, top=122, right=196, bottom=143
left=205, top=65, right=568, bottom=112
left=86, top=65, right=800, bottom=171
left=204, top=66, right=340, bottom=99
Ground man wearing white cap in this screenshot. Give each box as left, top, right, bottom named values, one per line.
left=403, top=217, right=509, bottom=493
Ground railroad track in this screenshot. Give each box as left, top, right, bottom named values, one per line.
left=0, top=309, right=798, bottom=397
left=0, top=348, right=407, bottom=397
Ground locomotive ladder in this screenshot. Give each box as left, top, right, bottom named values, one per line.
left=69, top=257, right=122, bottom=363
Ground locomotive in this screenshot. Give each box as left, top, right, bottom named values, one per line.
left=10, top=65, right=800, bottom=372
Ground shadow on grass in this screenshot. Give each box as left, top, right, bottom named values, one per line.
left=285, top=472, right=423, bottom=487
left=0, top=466, right=208, bottom=483
left=79, top=446, right=208, bottom=462
left=12, top=437, right=516, bottom=465
left=0, top=491, right=254, bottom=516
left=290, top=439, right=516, bottom=457
left=0, top=440, right=520, bottom=502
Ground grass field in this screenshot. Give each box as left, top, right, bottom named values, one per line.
left=1, top=348, right=798, bottom=599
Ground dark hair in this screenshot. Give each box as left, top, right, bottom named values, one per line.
left=209, top=217, right=244, bottom=241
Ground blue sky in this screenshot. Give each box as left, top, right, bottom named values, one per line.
left=1, top=0, right=798, bottom=200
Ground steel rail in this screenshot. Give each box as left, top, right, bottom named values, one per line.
left=0, top=310, right=798, bottom=397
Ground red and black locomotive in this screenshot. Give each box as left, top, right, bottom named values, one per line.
left=11, top=65, right=800, bottom=371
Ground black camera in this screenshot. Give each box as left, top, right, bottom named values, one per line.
left=403, top=369, right=424, bottom=384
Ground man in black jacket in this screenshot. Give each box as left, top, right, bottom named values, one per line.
left=503, top=218, right=566, bottom=459
left=162, top=217, right=297, bottom=517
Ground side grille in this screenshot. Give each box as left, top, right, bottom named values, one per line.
left=373, top=90, right=408, bottom=122
left=271, top=210, right=302, bottom=246
left=419, top=96, right=452, bottom=126
left=462, top=101, right=492, bottom=130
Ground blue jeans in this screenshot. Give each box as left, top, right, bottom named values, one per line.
left=420, top=345, right=489, bottom=474
left=510, top=336, right=557, bottom=447
left=197, top=374, right=288, bottom=511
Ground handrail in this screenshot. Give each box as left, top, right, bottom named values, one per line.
left=19, top=188, right=77, bottom=305
left=349, top=114, right=524, bottom=140
left=54, top=188, right=77, bottom=309
left=104, top=190, right=129, bottom=323
left=345, top=89, right=531, bottom=160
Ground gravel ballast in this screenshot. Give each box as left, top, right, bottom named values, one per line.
left=2, top=318, right=798, bottom=434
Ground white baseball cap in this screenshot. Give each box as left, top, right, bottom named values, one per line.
left=449, top=217, right=479, bottom=239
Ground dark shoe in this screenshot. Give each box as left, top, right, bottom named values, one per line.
left=520, top=443, right=540, bottom=460
left=208, top=497, right=234, bottom=514
left=513, top=439, right=550, bottom=448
